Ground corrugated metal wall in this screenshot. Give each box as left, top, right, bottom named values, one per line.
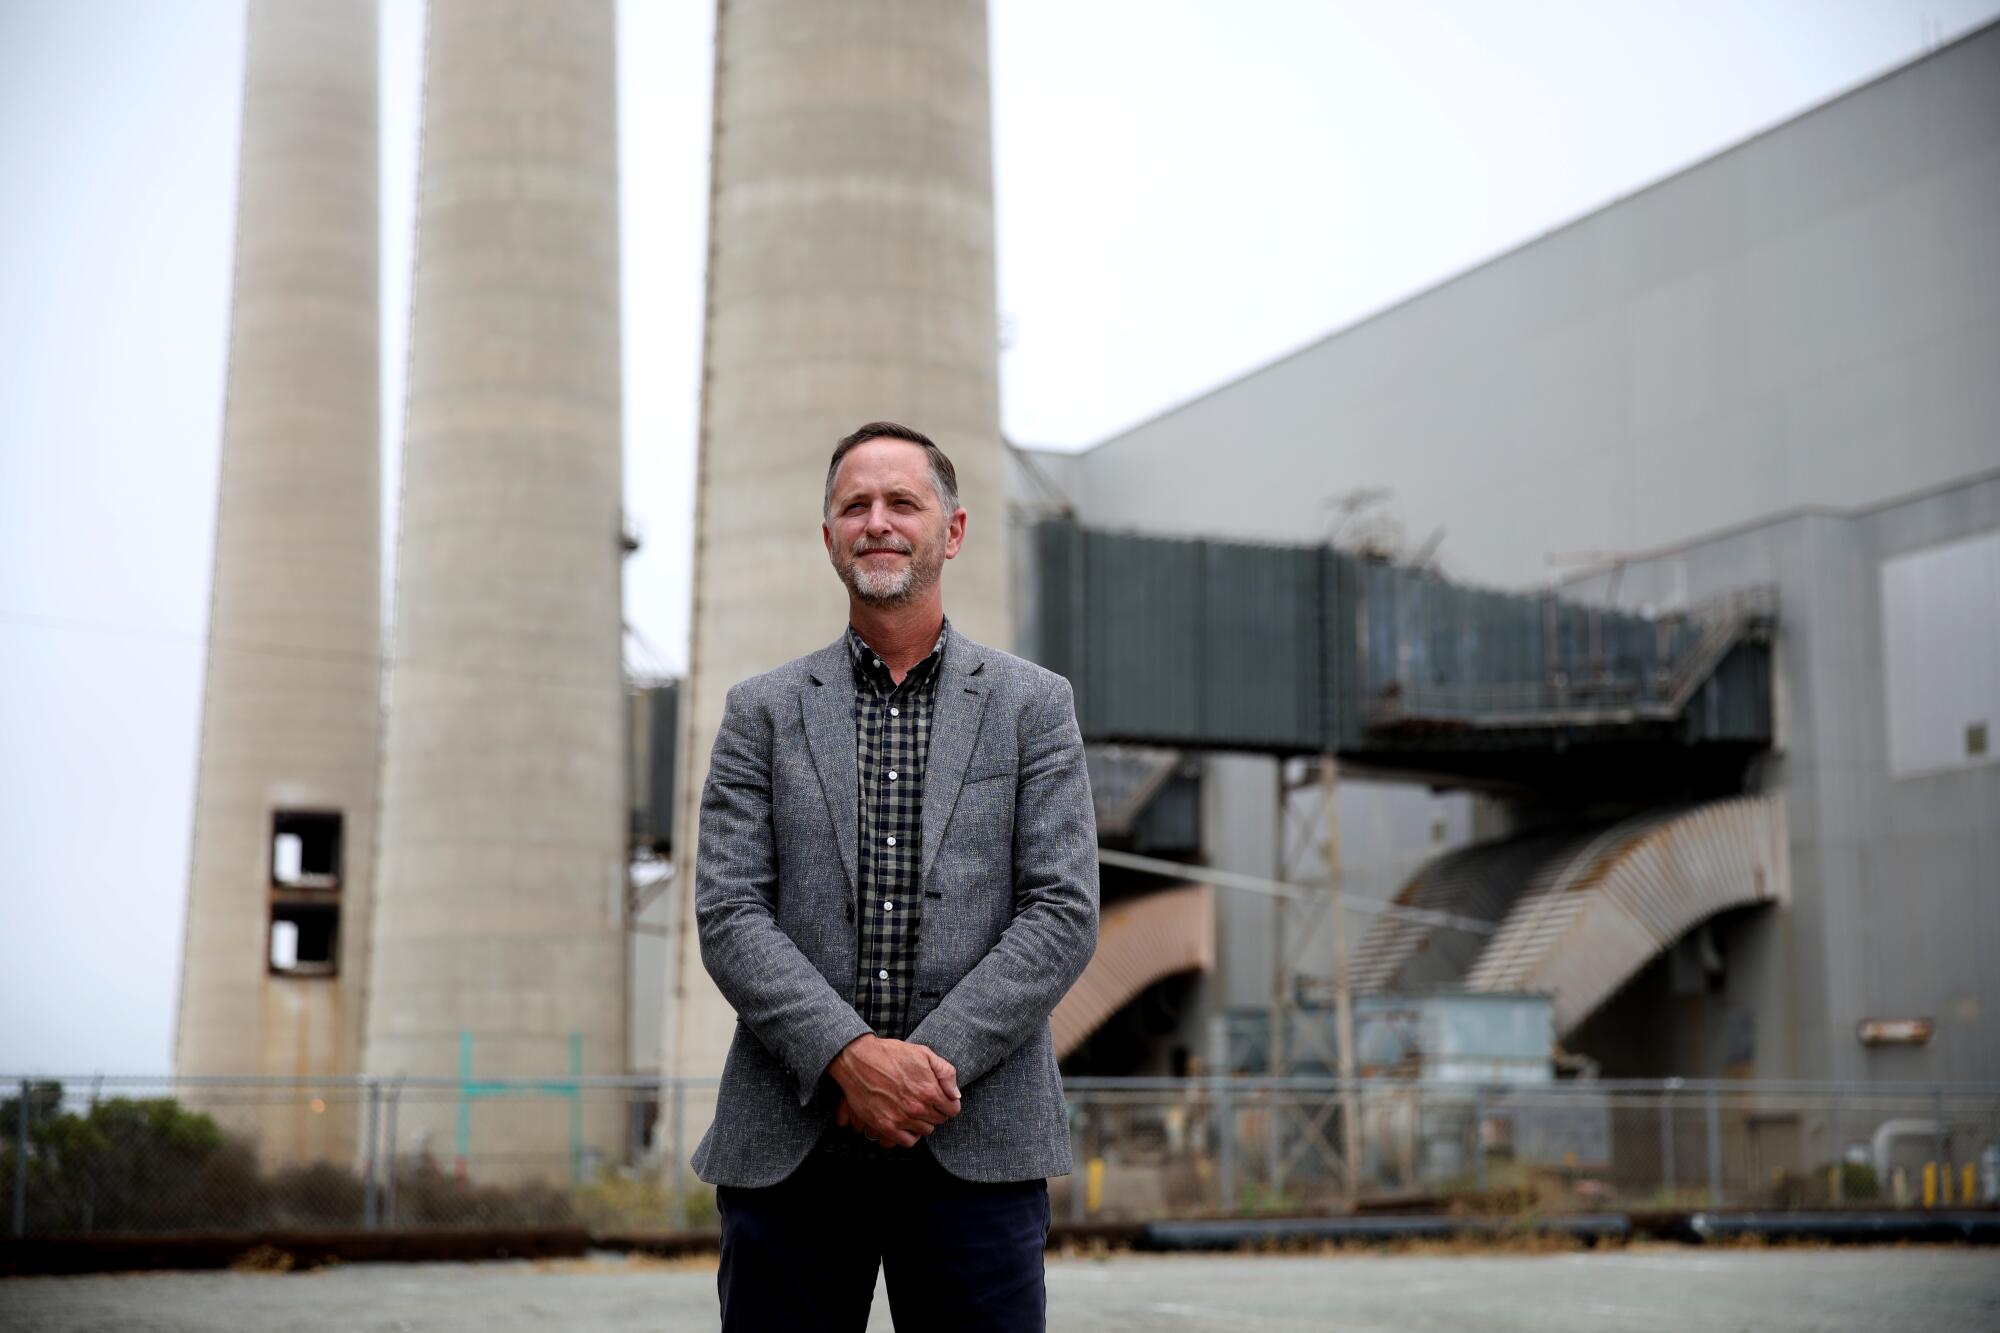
left=1686, top=643, right=1773, bottom=743
left=628, top=682, right=679, bottom=855
left=1033, top=517, right=1767, bottom=755
left=1039, top=520, right=1333, bottom=752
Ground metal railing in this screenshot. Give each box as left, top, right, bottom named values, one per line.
left=1361, top=584, right=1777, bottom=729
left=5, top=1074, right=1995, bottom=1236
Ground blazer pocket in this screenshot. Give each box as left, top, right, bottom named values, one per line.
left=962, top=767, right=1012, bottom=786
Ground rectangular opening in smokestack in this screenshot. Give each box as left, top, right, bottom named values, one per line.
left=272, top=811, right=343, bottom=889
left=269, top=901, right=339, bottom=977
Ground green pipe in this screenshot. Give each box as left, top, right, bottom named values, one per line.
left=452, top=1029, right=588, bottom=1182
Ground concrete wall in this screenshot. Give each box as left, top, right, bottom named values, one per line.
left=671, top=0, right=1010, bottom=1082
left=174, top=0, right=380, bottom=1166
left=364, top=0, right=627, bottom=1175
left=1567, top=473, right=2000, bottom=1082
left=1050, top=25, right=2000, bottom=591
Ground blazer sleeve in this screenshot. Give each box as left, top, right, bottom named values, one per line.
left=694, top=682, right=872, bottom=1107
left=907, top=673, right=1100, bottom=1088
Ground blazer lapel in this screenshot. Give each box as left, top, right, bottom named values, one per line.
left=801, top=641, right=860, bottom=897
left=922, top=632, right=989, bottom=883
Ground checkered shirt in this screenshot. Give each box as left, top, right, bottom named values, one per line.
left=847, top=620, right=946, bottom=1041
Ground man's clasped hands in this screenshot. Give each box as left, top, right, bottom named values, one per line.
left=827, top=1033, right=962, bottom=1147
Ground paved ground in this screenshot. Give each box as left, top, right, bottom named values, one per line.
left=4, top=1246, right=1998, bottom=1331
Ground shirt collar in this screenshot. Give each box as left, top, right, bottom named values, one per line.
left=848, top=618, right=949, bottom=693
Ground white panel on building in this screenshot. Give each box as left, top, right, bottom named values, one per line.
left=1880, top=531, right=2000, bottom=777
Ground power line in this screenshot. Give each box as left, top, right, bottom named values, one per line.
left=1094, top=847, right=1496, bottom=936
left=0, top=608, right=207, bottom=649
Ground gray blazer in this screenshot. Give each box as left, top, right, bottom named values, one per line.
left=690, top=624, right=1100, bottom=1187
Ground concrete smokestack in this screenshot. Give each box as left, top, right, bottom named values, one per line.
left=670, top=0, right=1012, bottom=1083
left=364, top=0, right=627, bottom=1174
left=174, top=0, right=381, bottom=1165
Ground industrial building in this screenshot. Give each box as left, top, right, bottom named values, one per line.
left=1010, top=21, right=1999, bottom=1087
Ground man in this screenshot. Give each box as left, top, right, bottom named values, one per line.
left=691, top=422, right=1100, bottom=1331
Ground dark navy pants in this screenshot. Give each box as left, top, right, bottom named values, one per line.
left=716, top=1146, right=1051, bottom=1332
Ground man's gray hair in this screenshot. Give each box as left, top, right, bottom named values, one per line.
left=823, top=421, right=961, bottom=519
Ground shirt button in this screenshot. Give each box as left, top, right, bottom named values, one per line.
left=878, top=970, right=889, bottom=980
left=873, top=658, right=882, bottom=668
left=885, top=836, right=896, bottom=846
left=890, top=707, right=899, bottom=717
left=883, top=901, right=895, bottom=911
left=887, top=770, right=898, bottom=781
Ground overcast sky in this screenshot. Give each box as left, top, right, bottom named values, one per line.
left=4, top=0, right=1994, bottom=1076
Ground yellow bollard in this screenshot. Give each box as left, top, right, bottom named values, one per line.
left=1964, top=1164, right=1977, bottom=1208
left=1922, top=1162, right=1937, bottom=1208
left=1086, top=1157, right=1104, bottom=1215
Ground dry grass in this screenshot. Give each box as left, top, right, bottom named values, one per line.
left=532, top=1252, right=720, bottom=1276
left=227, top=1245, right=298, bottom=1272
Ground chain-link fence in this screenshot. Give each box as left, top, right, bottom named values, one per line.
left=1060, top=1078, right=2000, bottom=1222
left=6, top=1075, right=1996, bottom=1236
left=1, top=1076, right=720, bottom=1237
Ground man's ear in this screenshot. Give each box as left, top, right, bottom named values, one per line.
left=822, top=520, right=834, bottom=558
left=944, top=507, right=967, bottom=560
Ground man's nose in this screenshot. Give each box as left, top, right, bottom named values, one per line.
left=865, top=501, right=895, bottom=532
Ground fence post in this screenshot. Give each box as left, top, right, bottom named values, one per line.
left=1069, top=1096, right=1087, bottom=1224
left=383, top=1080, right=401, bottom=1228
left=12, top=1079, right=27, bottom=1237
left=1705, top=1087, right=1723, bottom=1208
left=1266, top=1082, right=1283, bottom=1201
left=1217, top=1079, right=1236, bottom=1215
left=1660, top=1079, right=1677, bottom=1203
left=1471, top=1086, right=1486, bottom=1194
left=1932, top=1087, right=1948, bottom=1209
left=568, top=1032, right=584, bottom=1186
left=668, top=1078, right=686, bottom=1229
left=362, top=1078, right=381, bottom=1229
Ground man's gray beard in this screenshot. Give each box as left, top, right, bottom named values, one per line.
left=842, top=543, right=942, bottom=607
left=850, top=561, right=914, bottom=602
